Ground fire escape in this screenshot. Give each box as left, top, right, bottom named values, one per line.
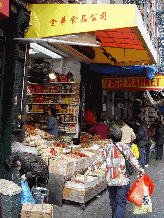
left=156, top=9, right=164, bottom=73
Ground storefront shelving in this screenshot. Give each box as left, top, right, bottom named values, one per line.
left=26, top=81, right=79, bottom=135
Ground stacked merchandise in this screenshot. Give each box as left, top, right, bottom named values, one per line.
left=63, top=170, right=106, bottom=204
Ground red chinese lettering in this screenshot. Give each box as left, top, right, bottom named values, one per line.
left=70, top=16, right=78, bottom=24
left=90, top=14, right=98, bottom=21
left=100, top=12, right=106, bottom=20
left=81, top=15, right=87, bottom=23
left=50, top=19, right=57, bottom=26
left=60, top=16, right=66, bottom=26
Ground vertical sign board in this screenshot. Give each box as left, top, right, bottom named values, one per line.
left=0, top=0, right=9, bottom=20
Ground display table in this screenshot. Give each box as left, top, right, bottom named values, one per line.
left=63, top=173, right=107, bottom=209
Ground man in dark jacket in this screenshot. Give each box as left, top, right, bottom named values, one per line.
left=4, top=152, right=49, bottom=188
left=154, top=120, right=164, bottom=160
left=134, top=118, right=148, bottom=168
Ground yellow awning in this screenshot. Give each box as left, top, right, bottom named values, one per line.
left=24, top=4, right=157, bottom=65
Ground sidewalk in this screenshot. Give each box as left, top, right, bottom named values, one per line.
left=53, top=156, right=164, bottom=218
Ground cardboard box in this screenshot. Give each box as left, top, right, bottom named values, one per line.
left=49, top=159, right=75, bottom=178
left=21, top=204, right=53, bottom=218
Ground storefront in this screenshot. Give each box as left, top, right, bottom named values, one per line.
left=101, top=73, right=164, bottom=125
left=2, top=2, right=159, bottom=213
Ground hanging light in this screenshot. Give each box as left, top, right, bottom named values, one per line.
left=49, top=72, right=56, bottom=80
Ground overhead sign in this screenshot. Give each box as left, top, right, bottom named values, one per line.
left=0, top=0, right=9, bottom=19
left=25, top=4, right=137, bottom=38
left=102, top=75, right=164, bottom=91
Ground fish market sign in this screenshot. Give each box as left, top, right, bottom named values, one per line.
left=102, top=75, right=164, bottom=91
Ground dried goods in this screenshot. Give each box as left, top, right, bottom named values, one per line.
left=54, top=142, right=69, bottom=148
left=93, top=134, right=102, bottom=141
left=0, top=179, right=22, bottom=196
left=80, top=133, right=93, bottom=144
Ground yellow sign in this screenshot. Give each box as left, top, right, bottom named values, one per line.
left=102, top=75, right=164, bottom=91
left=25, top=4, right=138, bottom=38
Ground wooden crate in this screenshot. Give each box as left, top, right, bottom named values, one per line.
left=63, top=179, right=107, bottom=204
left=21, top=204, right=53, bottom=218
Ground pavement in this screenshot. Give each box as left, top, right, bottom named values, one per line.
left=53, top=152, right=164, bottom=218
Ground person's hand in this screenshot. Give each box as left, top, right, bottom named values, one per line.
left=21, top=174, right=26, bottom=182
left=137, top=168, right=145, bottom=178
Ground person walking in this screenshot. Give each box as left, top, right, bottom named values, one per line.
left=154, top=119, right=164, bottom=160
left=134, top=117, right=148, bottom=168
left=121, top=119, right=136, bottom=148
left=85, top=126, right=144, bottom=218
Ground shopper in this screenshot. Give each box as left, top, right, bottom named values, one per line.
left=88, top=117, right=110, bottom=139
left=41, top=106, right=58, bottom=137
left=134, top=117, right=148, bottom=168
left=4, top=152, right=49, bottom=188
left=85, top=107, right=96, bottom=132
left=85, top=126, right=144, bottom=218
left=121, top=119, right=136, bottom=147
left=145, top=124, right=151, bottom=166
left=154, top=119, right=164, bottom=160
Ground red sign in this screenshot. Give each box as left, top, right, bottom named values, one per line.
left=0, top=0, right=9, bottom=20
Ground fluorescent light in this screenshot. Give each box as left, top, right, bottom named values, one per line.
left=30, top=43, right=63, bottom=59
left=29, top=48, right=39, bottom=54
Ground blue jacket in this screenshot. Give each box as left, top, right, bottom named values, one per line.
left=47, top=116, right=58, bottom=137
left=154, top=124, right=163, bottom=146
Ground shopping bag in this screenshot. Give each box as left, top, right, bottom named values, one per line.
left=142, top=174, right=154, bottom=196
left=132, top=144, right=139, bottom=159
left=133, top=183, right=152, bottom=214
left=127, top=178, right=144, bottom=206
left=21, top=179, right=35, bottom=205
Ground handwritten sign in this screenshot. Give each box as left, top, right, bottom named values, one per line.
left=0, top=0, right=9, bottom=19
left=102, top=75, right=164, bottom=91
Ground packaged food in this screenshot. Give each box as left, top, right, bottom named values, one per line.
left=65, top=115, right=70, bottom=122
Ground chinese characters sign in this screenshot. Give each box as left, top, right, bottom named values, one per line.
left=102, top=75, right=164, bottom=91
left=25, top=4, right=137, bottom=38
left=50, top=12, right=106, bottom=27
left=0, top=0, right=9, bottom=19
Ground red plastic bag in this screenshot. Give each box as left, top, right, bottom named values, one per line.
left=141, top=174, right=154, bottom=196
left=127, top=178, right=144, bottom=206
left=127, top=174, right=154, bottom=206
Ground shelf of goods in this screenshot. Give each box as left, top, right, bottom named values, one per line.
left=26, top=82, right=79, bottom=134
left=23, top=128, right=109, bottom=207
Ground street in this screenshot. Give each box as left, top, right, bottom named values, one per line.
left=53, top=154, right=164, bottom=218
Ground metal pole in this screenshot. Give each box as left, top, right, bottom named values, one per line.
left=144, top=0, right=147, bottom=27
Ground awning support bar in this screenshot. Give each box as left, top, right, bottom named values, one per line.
left=14, top=38, right=101, bottom=47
